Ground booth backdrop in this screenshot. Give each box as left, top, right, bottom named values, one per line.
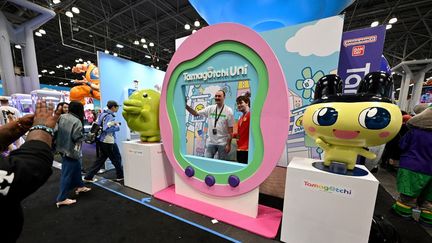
left=97, top=52, right=165, bottom=150
left=260, top=15, right=344, bottom=166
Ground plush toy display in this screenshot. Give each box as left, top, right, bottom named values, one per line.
left=392, top=105, right=432, bottom=224
left=303, top=72, right=402, bottom=171
left=70, top=62, right=100, bottom=105
left=122, top=89, right=161, bottom=142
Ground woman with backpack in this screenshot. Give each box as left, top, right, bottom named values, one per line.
left=55, top=101, right=91, bottom=207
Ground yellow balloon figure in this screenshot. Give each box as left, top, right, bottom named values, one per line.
left=303, top=72, right=402, bottom=171
left=70, top=62, right=100, bottom=105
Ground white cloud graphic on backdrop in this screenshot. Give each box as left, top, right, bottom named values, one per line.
left=285, top=16, right=344, bottom=57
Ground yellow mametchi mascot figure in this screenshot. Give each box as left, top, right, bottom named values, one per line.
left=70, top=62, right=100, bottom=105
left=303, top=72, right=402, bottom=171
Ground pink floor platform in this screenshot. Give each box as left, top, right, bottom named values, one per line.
left=154, top=185, right=283, bottom=238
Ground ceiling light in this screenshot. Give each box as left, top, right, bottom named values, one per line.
left=58, top=64, right=63, bottom=68
left=133, top=40, right=139, bottom=45
left=38, top=29, right=46, bottom=35
left=41, top=69, right=47, bottom=73
left=389, top=17, right=397, bottom=24
left=386, top=24, right=392, bottom=30
left=35, top=32, right=42, bottom=37
left=59, top=82, right=63, bottom=85
left=194, top=20, right=200, bottom=27
left=140, top=38, right=146, bottom=43
left=14, top=44, right=21, bottom=49
left=143, top=44, right=148, bottom=48
left=145, top=55, right=151, bottom=59
left=49, top=71, right=55, bottom=74
left=38, top=74, right=42, bottom=77
left=78, top=58, right=83, bottom=62
left=113, top=53, right=118, bottom=57
left=104, top=50, right=109, bottom=54
left=56, top=65, right=60, bottom=68
left=65, top=11, right=73, bottom=18
left=53, top=0, right=61, bottom=4
left=151, top=65, right=154, bottom=68
left=149, top=42, right=154, bottom=47
left=116, top=44, right=124, bottom=48
left=75, top=59, right=79, bottom=63
left=71, top=7, right=80, bottom=14
left=371, top=21, right=379, bottom=27
left=192, top=30, right=197, bottom=34
left=156, top=66, right=160, bottom=70
left=184, top=24, right=191, bottom=30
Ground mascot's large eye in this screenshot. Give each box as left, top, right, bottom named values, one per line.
left=312, top=107, right=338, bottom=126
left=143, top=93, right=148, bottom=98
left=358, top=107, right=391, bottom=129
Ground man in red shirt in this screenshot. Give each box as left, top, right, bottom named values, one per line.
left=233, top=93, right=251, bottom=164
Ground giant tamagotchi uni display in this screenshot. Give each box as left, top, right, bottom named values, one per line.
left=303, top=72, right=402, bottom=171
left=160, top=23, right=289, bottom=197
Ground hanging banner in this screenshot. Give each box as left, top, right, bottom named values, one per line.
left=338, top=26, right=386, bottom=94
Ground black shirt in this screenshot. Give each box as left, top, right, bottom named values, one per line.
left=0, top=140, right=53, bottom=242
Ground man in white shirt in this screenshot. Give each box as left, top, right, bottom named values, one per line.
left=186, top=90, right=234, bottom=160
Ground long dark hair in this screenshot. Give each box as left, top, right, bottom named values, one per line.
left=236, top=92, right=251, bottom=107
left=68, top=101, right=84, bottom=125
left=56, top=102, right=68, bottom=114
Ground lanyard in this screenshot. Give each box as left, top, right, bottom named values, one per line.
left=214, top=105, right=225, bottom=127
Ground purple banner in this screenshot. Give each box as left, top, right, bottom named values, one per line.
left=338, top=26, right=386, bottom=94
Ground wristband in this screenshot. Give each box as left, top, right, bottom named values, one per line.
left=29, top=125, right=55, bottom=137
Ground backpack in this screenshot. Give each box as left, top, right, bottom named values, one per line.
left=84, top=113, right=108, bottom=144
left=369, top=214, right=400, bottom=243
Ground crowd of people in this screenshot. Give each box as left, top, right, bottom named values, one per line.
left=0, top=97, right=124, bottom=241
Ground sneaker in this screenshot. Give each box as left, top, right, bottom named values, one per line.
left=420, top=200, right=432, bottom=211
left=113, top=178, right=124, bottom=182
left=82, top=177, right=97, bottom=183
left=398, top=194, right=417, bottom=208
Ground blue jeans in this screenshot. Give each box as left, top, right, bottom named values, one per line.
left=205, top=144, right=228, bottom=160
left=85, top=142, right=123, bottom=180
left=57, top=156, right=84, bottom=202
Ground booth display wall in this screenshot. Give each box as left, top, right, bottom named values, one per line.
left=260, top=15, right=344, bottom=166
left=97, top=52, right=165, bottom=148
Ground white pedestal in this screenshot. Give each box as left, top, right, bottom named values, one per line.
left=122, top=140, right=173, bottom=195
left=281, top=157, right=378, bottom=243
left=175, top=174, right=259, bottom=218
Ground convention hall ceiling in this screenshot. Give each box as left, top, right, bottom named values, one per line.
left=1, top=0, right=432, bottom=86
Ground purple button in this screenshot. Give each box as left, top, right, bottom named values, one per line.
left=228, top=175, right=240, bottom=187
left=185, top=166, right=195, bottom=177
left=205, top=175, right=216, bottom=187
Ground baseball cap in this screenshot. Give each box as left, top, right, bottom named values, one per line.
left=107, top=100, right=120, bottom=108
